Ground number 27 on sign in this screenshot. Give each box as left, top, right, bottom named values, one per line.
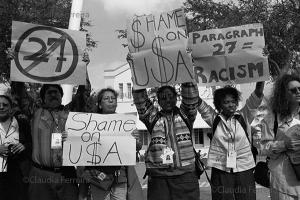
left=23, top=36, right=67, bottom=73
left=212, top=41, right=253, bottom=56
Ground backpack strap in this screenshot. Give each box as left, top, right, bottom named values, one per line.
left=266, top=112, right=278, bottom=163
left=212, top=114, right=248, bottom=141
left=234, top=114, right=258, bottom=161
left=234, top=114, right=249, bottom=143
left=273, top=112, right=278, bottom=137
left=211, top=114, right=248, bottom=141
left=177, top=108, right=193, bottom=133
left=212, top=115, right=221, bottom=134
left=211, top=114, right=258, bottom=160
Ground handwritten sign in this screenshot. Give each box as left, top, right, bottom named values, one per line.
left=189, top=23, right=269, bottom=86
left=11, top=21, right=86, bottom=85
left=63, top=112, right=137, bottom=166
left=127, top=8, right=194, bottom=89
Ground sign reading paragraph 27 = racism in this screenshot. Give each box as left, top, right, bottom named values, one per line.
left=127, top=8, right=194, bottom=89
left=11, top=21, right=86, bottom=85
left=63, top=112, right=137, bottom=166
left=189, top=23, right=269, bottom=86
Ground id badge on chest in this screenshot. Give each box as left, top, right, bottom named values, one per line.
left=161, top=147, right=174, bottom=164
left=51, top=133, right=62, bottom=149
left=226, top=149, right=237, bottom=169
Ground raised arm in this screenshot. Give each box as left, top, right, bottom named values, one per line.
left=197, top=93, right=217, bottom=127
left=240, top=81, right=265, bottom=124
left=66, top=52, right=91, bottom=112
left=132, top=88, right=158, bottom=131
left=180, top=82, right=199, bottom=125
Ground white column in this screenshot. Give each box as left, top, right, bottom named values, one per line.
left=62, top=0, right=84, bottom=105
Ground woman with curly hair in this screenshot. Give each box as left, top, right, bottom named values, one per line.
left=197, top=82, right=265, bottom=200
left=259, top=73, right=300, bottom=199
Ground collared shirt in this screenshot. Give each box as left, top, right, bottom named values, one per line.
left=198, top=92, right=263, bottom=172
left=31, top=108, right=68, bottom=167
left=0, top=117, right=19, bottom=172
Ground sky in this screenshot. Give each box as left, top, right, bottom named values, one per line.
left=82, top=0, right=185, bottom=90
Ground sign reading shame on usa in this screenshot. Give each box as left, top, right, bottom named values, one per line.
left=127, top=8, right=194, bottom=89
left=63, top=112, right=137, bottom=166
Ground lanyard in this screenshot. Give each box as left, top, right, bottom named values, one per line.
left=49, top=111, right=59, bottom=132
left=222, top=117, right=236, bottom=151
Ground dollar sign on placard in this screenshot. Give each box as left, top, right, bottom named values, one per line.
left=151, top=36, right=174, bottom=83
left=130, top=19, right=145, bottom=52
left=86, top=142, right=101, bottom=165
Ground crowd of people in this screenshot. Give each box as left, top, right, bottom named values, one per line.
left=1, top=51, right=300, bottom=200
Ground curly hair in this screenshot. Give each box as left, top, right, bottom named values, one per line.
left=213, top=86, right=242, bottom=113
left=96, top=88, right=118, bottom=113
left=270, top=74, right=300, bottom=121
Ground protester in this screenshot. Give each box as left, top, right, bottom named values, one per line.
left=9, top=93, right=32, bottom=200
left=258, top=74, right=300, bottom=199
left=24, top=84, right=80, bottom=200
left=0, top=84, right=27, bottom=200
left=131, top=81, right=200, bottom=200
left=78, top=87, right=144, bottom=200
left=7, top=50, right=91, bottom=200
left=197, top=82, right=264, bottom=200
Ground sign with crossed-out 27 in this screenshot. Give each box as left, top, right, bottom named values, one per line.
left=11, top=21, right=86, bottom=85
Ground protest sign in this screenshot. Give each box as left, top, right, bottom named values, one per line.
left=11, top=21, right=86, bottom=85
left=189, top=23, right=269, bottom=86
left=63, top=112, right=137, bottom=166
left=127, top=8, right=194, bottom=89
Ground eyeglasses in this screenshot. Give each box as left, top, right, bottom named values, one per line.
left=289, top=87, right=300, bottom=94
left=103, top=96, right=117, bottom=101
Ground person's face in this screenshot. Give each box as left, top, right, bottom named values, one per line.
left=220, top=94, right=238, bottom=118
left=0, top=97, right=11, bottom=121
left=43, top=86, right=62, bottom=108
left=158, top=88, right=177, bottom=113
left=99, top=91, right=117, bottom=114
left=11, top=96, right=21, bottom=115
left=288, top=80, right=300, bottom=104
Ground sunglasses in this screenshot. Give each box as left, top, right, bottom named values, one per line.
left=289, top=87, right=300, bottom=94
